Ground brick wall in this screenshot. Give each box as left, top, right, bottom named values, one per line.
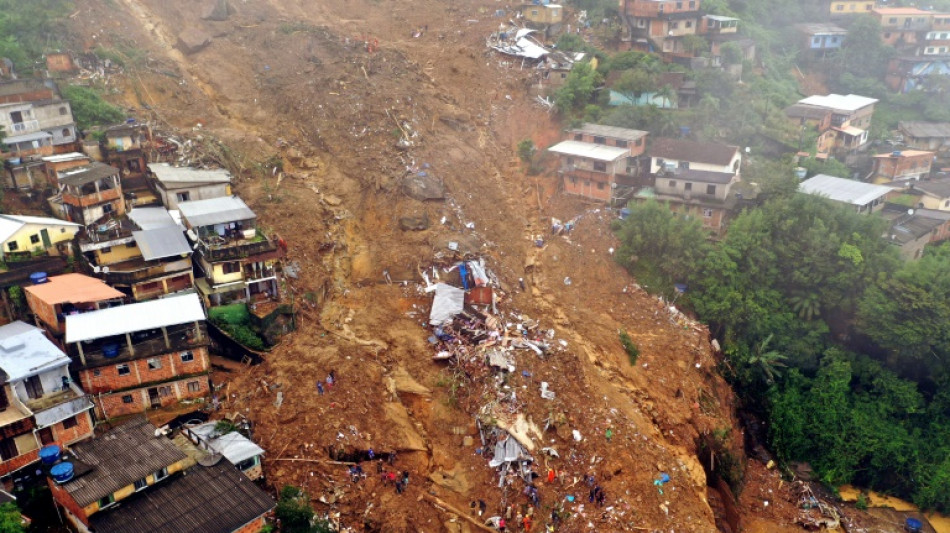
left=24, top=292, right=59, bottom=333
left=232, top=514, right=270, bottom=533
left=0, top=447, right=39, bottom=477
left=79, top=347, right=209, bottom=394
left=49, top=477, right=90, bottom=527
left=92, top=376, right=211, bottom=419
left=51, top=410, right=94, bottom=446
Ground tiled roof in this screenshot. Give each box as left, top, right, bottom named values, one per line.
left=89, top=461, right=275, bottom=533
left=62, top=417, right=188, bottom=507
left=649, top=138, right=739, bottom=166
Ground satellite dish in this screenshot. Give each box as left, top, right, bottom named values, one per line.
left=197, top=452, right=224, bottom=467
left=908, top=209, right=915, bottom=215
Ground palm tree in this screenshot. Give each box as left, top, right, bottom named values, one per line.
left=789, top=293, right=821, bottom=321
left=748, top=334, right=787, bottom=384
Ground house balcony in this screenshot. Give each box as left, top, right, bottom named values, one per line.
left=94, top=257, right=193, bottom=286
left=197, top=232, right=279, bottom=262
left=71, top=322, right=208, bottom=371
left=62, top=187, right=121, bottom=208
left=9, top=121, right=39, bottom=134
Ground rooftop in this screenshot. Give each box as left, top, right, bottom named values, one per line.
left=798, top=93, right=879, bottom=112
left=178, top=196, right=256, bottom=228
left=872, top=7, right=935, bottom=16
left=60, top=417, right=188, bottom=508
left=547, top=140, right=630, bottom=162
left=899, top=121, right=950, bottom=138
left=649, top=138, right=739, bottom=166
left=128, top=207, right=181, bottom=231
left=3, top=131, right=52, bottom=145
left=24, top=273, right=124, bottom=306
left=667, top=168, right=737, bottom=184
left=133, top=226, right=192, bottom=261
left=799, top=174, right=893, bottom=206
left=785, top=103, right=832, bottom=120
left=58, top=162, right=119, bottom=187
left=41, top=152, right=89, bottom=164
left=65, top=292, right=205, bottom=344
left=705, top=15, right=740, bottom=22
left=914, top=178, right=950, bottom=199
left=0, top=321, right=69, bottom=381
left=184, top=423, right=265, bottom=465
left=149, top=164, right=231, bottom=186
left=0, top=214, right=79, bottom=243
left=570, top=123, right=648, bottom=142
left=88, top=461, right=275, bottom=533
left=872, top=150, right=934, bottom=159
left=795, top=22, right=848, bottom=34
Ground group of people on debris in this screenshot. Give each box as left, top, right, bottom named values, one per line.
left=315, top=370, right=336, bottom=395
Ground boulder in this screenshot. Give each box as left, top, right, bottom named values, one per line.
left=203, top=0, right=236, bottom=21
left=177, top=29, right=213, bottom=55
left=402, top=173, right=445, bottom=201
left=398, top=214, right=429, bottom=231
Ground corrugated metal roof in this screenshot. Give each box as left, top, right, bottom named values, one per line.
left=58, top=162, right=119, bottom=186
left=65, top=293, right=205, bottom=344
left=570, top=123, right=648, bottom=142
left=149, top=163, right=231, bottom=185
left=899, top=121, right=950, bottom=138
left=649, top=138, right=739, bottom=166
left=2, top=131, right=52, bottom=144
left=0, top=321, right=69, bottom=381
left=673, top=168, right=737, bottom=184
left=63, top=417, right=189, bottom=507
left=0, top=214, right=80, bottom=243
left=133, top=226, right=192, bottom=261
left=800, top=174, right=893, bottom=206
left=794, top=22, right=847, bottom=35
left=128, top=207, right=180, bottom=231
left=41, top=152, right=88, bottom=163
left=24, top=273, right=124, bottom=306
left=178, top=197, right=255, bottom=228
left=184, top=423, right=264, bottom=464
left=798, top=93, right=878, bottom=112
left=547, top=140, right=629, bottom=161
left=88, top=461, right=274, bottom=533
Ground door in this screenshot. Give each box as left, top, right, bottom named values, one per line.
left=40, top=229, right=50, bottom=248
left=147, top=387, right=161, bottom=408
left=38, top=427, right=54, bottom=445
left=24, top=375, right=43, bottom=400
left=9, top=111, right=23, bottom=124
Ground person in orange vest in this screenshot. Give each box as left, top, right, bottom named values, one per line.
left=546, top=468, right=555, bottom=483
left=522, top=515, right=532, bottom=532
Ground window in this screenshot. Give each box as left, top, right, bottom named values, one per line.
left=222, top=262, right=241, bottom=274
left=159, top=386, right=172, bottom=397
left=703, top=208, right=714, bottom=218
left=928, top=47, right=936, bottom=54
left=813, top=36, right=821, bottom=45
left=573, top=134, right=582, bottom=141
left=154, top=467, right=169, bottom=481
left=30, top=234, right=40, bottom=244
left=62, top=416, right=78, bottom=429
left=593, top=162, right=607, bottom=172
left=187, top=381, right=201, bottom=393
left=668, top=180, right=677, bottom=188
left=235, top=456, right=259, bottom=471
left=836, top=4, right=844, bottom=10
left=6, top=242, right=17, bottom=252
left=147, top=358, right=162, bottom=370
left=671, top=22, right=679, bottom=30
left=615, top=140, right=628, bottom=148
left=101, top=246, right=112, bottom=254
left=593, top=136, right=606, bottom=145
left=689, top=0, right=695, bottom=7
left=134, top=478, right=148, bottom=491
left=679, top=161, right=690, bottom=170
left=176, top=191, right=190, bottom=203
left=122, top=394, right=134, bottom=404
left=103, top=204, right=113, bottom=214
left=566, top=157, right=574, bottom=166
left=676, top=1, right=682, bottom=8
left=0, top=438, right=17, bottom=461
left=98, top=494, right=115, bottom=509
left=596, top=182, right=605, bottom=190
left=93, top=368, right=101, bottom=377
left=62, top=128, right=70, bottom=138
left=884, top=32, right=892, bottom=39
left=531, top=9, right=538, bottom=15
left=126, top=241, right=136, bottom=248
left=685, top=21, right=692, bottom=29
left=180, top=351, right=194, bottom=363
left=889, top=17, right=897, bottom=24
left=117, top=364, right=130, bottom=376
left=59, top=106, right=67, bottom=116
left=684, top=182, right=693, bottom=191
left=706, top=184, right=716, bottom=195
left=635, top=138, right=643, bottom=147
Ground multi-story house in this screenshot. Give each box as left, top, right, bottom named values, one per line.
left=48, top=416, right=274, bottom=533
left=54, top=162, right=126, bottom=225
left=79, top=207, right=194, bottom=302
left=41, top=152, right=91, bottom=187
left=870, top=150, right=935, bottom=183
left=620, top=0, right=704, bottom=57
left=178, top=196, right=282, bottom=307
left=785, top=93, right=878, bottom=155
left=799, top=173, right=894, bottom=214
left=700, top=15, right=755, bottom=67
left=101, top=123, right=156, bottom=207
left=0, top=321, right=94, bottom=479
left=65, top=293, right=210, bottom=420
left=828, top=0, right=875, bottom=18
left=880, top=203, right=950, bottom=260
left=795, top=23, right=848, bottom=59
left=637, top=137, right=746, bottom=233
left=24, top=273, right=125, bottom=344
left=899, top=122, right=950, bottom=153
left=150, top=163, right=232, bottom=211
left=872, top=7, right=934, bottom=51
left=548, top=123, right=649, bottom=203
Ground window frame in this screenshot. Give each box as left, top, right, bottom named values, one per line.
left=116, top=364, right=131, bottom=376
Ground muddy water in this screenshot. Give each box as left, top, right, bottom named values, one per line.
left=840, top=485, right=950, bottom=533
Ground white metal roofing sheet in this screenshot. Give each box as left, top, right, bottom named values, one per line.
left=133, top=226, right=192, bottom=261
left=178, top=196, right=256, bottom=228
left=65, top=293, right=206, bottom=343
left=0, top=321, right=70, bottom=381
left=547, top=140, right=629, bottom=161
left=800, top=174, right=893, bottom=206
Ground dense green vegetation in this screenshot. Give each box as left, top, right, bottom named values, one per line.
left=274, top=486, right=334, bottom=533
left=0, top=0, right=74, bottom=73
left=0, top=502, right=24, bottom=533
left=60, top=85, right=126, bottom=131
left=208, top=303, right=268, bottom=351
left=614, top=189, right=950, bottom=510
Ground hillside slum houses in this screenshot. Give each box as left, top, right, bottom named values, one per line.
left=0, top=76, right=279, bottom=527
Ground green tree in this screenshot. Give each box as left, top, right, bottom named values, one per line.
left=834, top=15, right=895, bottom=80
left=275, top=486, right=333, bottom=533
left=613, top=70, right=657, bottom=105
left=747, top=334, right=787, bottom=384
left=517, top=139, right=535, bottom=163
left=554, top=61, right=602, bottom=114
left=0, top=502, right=25, bottom=533
left=0, top=0, right=75, bottom=72
left=61, top=85, right=125, bottom=131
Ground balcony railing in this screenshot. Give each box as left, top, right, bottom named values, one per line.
left=73, top=323, right=208, bottom=370
left=10, top=121, right=39, bottom=133
left=97, top=258, right=193, bottom=285
left=62, top=187, right=121, bottom=208
left=197, top=236, right=279, bottom=262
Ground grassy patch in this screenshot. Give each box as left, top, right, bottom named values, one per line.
left=619, top=329, right=639, bottom=365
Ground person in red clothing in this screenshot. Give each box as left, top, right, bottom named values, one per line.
left=522, top=515, right=532, bottom=532
left=498, top=517, right=506, bottom=532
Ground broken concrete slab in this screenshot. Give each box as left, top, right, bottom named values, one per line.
left=177, top=28, right=213, bottom=55
left=387, top=367, right=432, bottom=396
left=203, top=0, right=236, bottom=21
left=403, top=173, right=445, bottom=201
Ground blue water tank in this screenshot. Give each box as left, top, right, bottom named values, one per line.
left=39, top=445, right=61, bottom=465
left=906, top=518, right=922, bottom=532
left=50, top=462, right=74, bottom=484
left=30, top=272, right=48, bottom=285
left=102, top=344, right=120, bottom=358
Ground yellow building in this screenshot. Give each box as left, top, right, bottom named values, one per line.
left=830, top=1, right=875, bottom=16
left=521, top=3, right=563, bottom=25
left=0, top=214, right=80, bottom=260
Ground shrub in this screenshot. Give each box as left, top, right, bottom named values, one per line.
left=619, top=330, right=639, bottom=365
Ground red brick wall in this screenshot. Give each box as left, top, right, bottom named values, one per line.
left=51, top=410, right=94, bottom=446
left=0, top=447, right=40, bottom=477
left=874, top=154, right=932, bottom=179
left=232, top=514, right=270, bottom=533
left=92, top=376, right=210, bottom=419
left=24, top=292, right=59, bottom=334
left=564, top=175, right=612, bottom=202
left=79, top=347, right=209, bottom=394
left=48, top=477, right=89, bottom=527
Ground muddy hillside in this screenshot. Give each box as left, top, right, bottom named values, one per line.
left=65, top=0, right=804, bottom=531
